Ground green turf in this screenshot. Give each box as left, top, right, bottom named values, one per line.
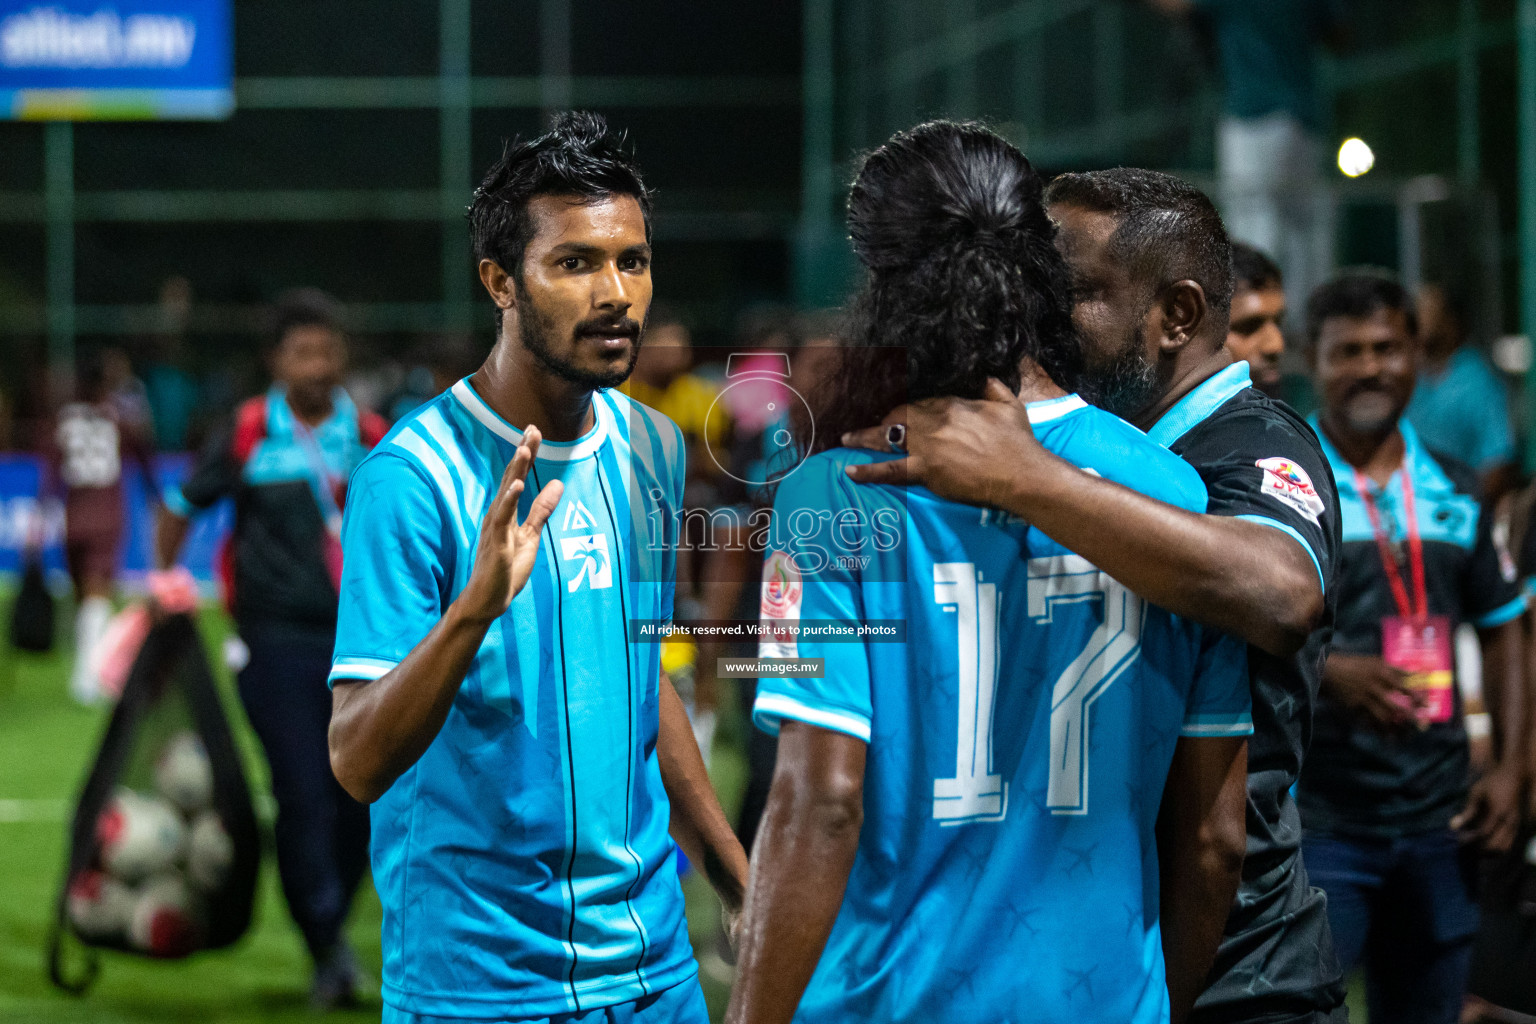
left=0, top=600, right=748, bottom=1023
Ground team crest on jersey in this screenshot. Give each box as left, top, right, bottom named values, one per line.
left=1256, top=457, right=1325, bottom=524
left=562, top=501, right=596, bottom=532
left=558, top=500, right=611, bottom=591
left=760, top=550, right=803, bottom=620
left=560, top=533, right=612, bottom=591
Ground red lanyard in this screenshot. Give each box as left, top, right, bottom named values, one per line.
left=1352, top=466, right=1427, bottom=621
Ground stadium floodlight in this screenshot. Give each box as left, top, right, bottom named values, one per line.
left=1337, top=137, right=1375, bottom=178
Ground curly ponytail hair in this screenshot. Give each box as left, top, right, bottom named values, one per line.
left=804, top=121, right=1080, bottom=454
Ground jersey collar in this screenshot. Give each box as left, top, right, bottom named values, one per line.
left=1025, top=393, right=1088, bottom=424
left=1146, top=361, right=1252, bottom=448
left=1307, top=413, right=1449, bottom=499
left=450, top=377, right=609, bottom=461
left=266, top=383, right=357, bottom=440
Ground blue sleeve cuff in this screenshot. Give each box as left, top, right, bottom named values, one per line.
left=752, top=690, right=871, bottom=742
left=328, top=655, right=398, bottom=688
left=162, top=484, right=194, bottom=517
left=1236, top=515, right=1326, bottom=595
left=1472, top=595, right=1527, bottom=630
left=1181, top=712, right=1255, bottom=738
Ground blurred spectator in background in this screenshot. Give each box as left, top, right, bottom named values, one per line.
left=1299, top=274, right=1527, bottom=1024
left=154, top=289, right=387, bottom=1008
left=1148, top=0, right=1345, bottom=313
left=718, top=304, right=800, bottom=512
left=99, top=345, right=154, bottom=439
left=622, top=304, right=728, bottom=479
left=730, top=312, right=841, bottom=862
left=47, top=348, right=157, bottom=704
left=622, top=305, right=733, bottom=765
left=141, top=276, right=202, bottom=450
left=1224, top=241, right=1288, bottom=398
left=385, top=334, right=480, bottom=423
left=1406, top=282, right=1517, bottom=503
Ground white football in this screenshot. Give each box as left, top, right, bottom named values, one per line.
left=66, top=869, right=136, bottom=942
left=96, top=789, right=187, bottom=882
left=186, top=812, right=234, bottom=891
left=127, top=873, right=200, bottom=958
left=153, top=732, right=214, bottom=814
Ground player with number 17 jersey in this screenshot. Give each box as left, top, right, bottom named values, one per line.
left=753, top=394, right=1253, bottom=1024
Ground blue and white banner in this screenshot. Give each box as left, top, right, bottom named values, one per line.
left=0, top=453, right=229, bottom=591
left=0, top=0, right=232, bottom=119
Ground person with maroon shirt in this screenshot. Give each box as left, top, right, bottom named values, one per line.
left=154, top=290, right=387, bottom=1007
left=49, top=350, right=158, bottom=704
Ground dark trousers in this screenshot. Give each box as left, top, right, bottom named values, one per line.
left=1304, top=828, right=1480, bottom=1024
left=237, top=620, right=370, bottom=964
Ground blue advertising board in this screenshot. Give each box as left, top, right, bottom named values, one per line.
left=0, top=453, right=230, bottom=592
left=0, top=0, right=232, bottom=119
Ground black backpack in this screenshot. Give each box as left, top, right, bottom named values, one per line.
left=47, top=613, right=262, bottom=993
left=9, top=553, right=56, bottom=653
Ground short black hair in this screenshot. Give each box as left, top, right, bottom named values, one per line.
left=468, top=110, right=651, bottom=326
left=269, top=287, right=344, bottom=350
left=1306, top=270, right=1418, bottom=347
left=1232, top=241, right=1283, bottom=292
left=1045, top=167, right=1234, bottom=322
left=808, top=120, right=1080, bottom=452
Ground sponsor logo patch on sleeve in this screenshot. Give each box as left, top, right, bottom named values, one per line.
left=1255, top=457, right=1326, bottom=525
left=759, top=550, right=803, bottom=659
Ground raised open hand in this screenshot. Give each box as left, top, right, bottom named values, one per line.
left=459, top=426, right=564, bottom=623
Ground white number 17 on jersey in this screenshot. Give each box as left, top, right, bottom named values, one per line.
left=930, top=556, right=1144, bottom=824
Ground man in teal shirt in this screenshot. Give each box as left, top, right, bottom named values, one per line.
left=1406, top=282, right=1516, bottom=501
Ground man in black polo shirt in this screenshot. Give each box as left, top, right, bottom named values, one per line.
left=155, top=290, right=388, bottom=1007
left=1298, top=273, right=1526, bottom=1024
left=844, top=168, right=1345, bottom=1023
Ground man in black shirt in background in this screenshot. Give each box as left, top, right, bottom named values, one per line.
left=156, top=291, right=387, bottom=1007
left=1298, top=273, right=1525, bottom=1024
left=845, top=168, right=1345, bottom=1023
left=1225, top=242, right=1289, bottom=399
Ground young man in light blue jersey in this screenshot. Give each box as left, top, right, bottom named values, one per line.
left=725, top=122, right=1252, bottom=1024
left=327, top=112, right=747, bottom=1024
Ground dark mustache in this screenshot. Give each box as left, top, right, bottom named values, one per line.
left=574, top=317, right=641, bottom=339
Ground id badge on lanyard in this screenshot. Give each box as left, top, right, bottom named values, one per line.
left=1353, top=468, right=1454, bottom=725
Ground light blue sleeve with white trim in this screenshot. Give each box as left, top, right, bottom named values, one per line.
left=752, top=455, right=874, bottom=743
left=1181, top=629, right=1253, bottom=738
left=329, top=452, right=450, bottom=687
